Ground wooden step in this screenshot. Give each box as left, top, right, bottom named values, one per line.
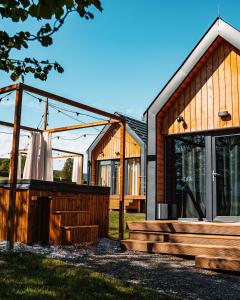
left=129, top=231, right=240, bottom=247
left=127, top=220, right=240, bottom=236
left=51, top=211, right=91, bottom=226
left=121, top=239, right=240, bottom=258
left=61, top=225, right=99, bottom=245
left=195, top=255, right=240, bottom=272
left=49, top=211, right=92, bottom=244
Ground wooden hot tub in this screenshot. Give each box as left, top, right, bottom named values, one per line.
left=0, top=180, right=110, bottom=245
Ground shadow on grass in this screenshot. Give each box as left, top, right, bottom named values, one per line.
left=0, top=252, right=170, bottom=300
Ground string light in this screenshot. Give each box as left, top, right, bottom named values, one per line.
left=0, top=90, right=141, bottom=147
left=0, top=91, right=14, bottom=103
left=24, top=91, right=105, bottom=121
left=0, top=130, right=29, bottom=137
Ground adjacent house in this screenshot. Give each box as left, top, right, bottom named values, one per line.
left=87, top=113, right=146, bottom=212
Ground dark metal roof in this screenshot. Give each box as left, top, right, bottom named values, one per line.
left=116, top=113, right=147, bottom=144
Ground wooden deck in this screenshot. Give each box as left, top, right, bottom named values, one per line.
left=110, top=195, right=146, bottom=212
left=121, top=220, right=240, bottom=272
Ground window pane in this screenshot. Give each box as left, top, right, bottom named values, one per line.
left=127, top=158, right=140, bottom=196
left=97, top=161, right=111, bottom=187
left=215, top=135, right=240, bottom=216
left=112, top=161, right=120, bottom=195
left=166, top=135, right=206, bottom=219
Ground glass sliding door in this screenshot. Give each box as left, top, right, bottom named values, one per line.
left=166, top=132, right=240, bottom=222
left=166, top=135, right=206, bottom=220
left=213, top=134, right=240, bottom=221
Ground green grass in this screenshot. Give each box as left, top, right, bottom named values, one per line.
left=109, top=211, right=145, bottom=240
left=0, top=252, right=172, bottom=300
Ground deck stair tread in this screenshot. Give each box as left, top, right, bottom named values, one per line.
left=195, top=255, right=240, bottom=271
left=128, top=231, right=240, bottom=246
left=129, top=230, right=240, bottom=238
left=127, top=220, right=240, bottom=236
left=121, top=239, right=240, bottom=258
left=124, top=220, right=240, bottom=271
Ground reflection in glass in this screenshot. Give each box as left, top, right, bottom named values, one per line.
left=112, top=161, right=120, bottom=195
left=216, top=135, right=240, bottom=216
left=166, top=135, right=206, bottom=219
left=127, top=158, right=140, bottom=196
left=97, top=160, right=111, bottom=187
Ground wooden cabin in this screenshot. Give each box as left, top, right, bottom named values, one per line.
left=122, top=19, right=240, bottom=272
left=88, top=113, right=146, bottom=212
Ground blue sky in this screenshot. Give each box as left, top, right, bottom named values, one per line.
left=1, top=0, right=240, bottom=169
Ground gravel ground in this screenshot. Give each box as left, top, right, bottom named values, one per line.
left=0, top=239, right=240, bottom=300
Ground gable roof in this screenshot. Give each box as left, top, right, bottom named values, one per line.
left=144, top=18, right=240, bottom=116
left=87, top=113, right=147, bottom=155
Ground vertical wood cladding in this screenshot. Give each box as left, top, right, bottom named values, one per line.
left=156, top=40, right=240, bottom=203
left=93, top=124, right=141, bottom=160
left=162, top=40, right=240, bottom=134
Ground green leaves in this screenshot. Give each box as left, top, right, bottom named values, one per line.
left=4, top=58, right=65, bottom=82
left=10, top=72, right=19, bottom=81
left=0, top=0, right=103, bottom=82
left=40, top=36, right=53, bottom=47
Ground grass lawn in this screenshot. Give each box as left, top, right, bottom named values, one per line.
left=109, top=211, right=145, bottom=240
left=0, top=251, right=172, bottom=300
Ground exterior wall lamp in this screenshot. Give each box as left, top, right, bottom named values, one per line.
left=218, top=111, right=231, bottom=121
left=218, top=111, right=230, bottom=118
left=177, top=115, right=184, bottom=123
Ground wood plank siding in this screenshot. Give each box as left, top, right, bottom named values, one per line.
left=156, top=39, right=240, bottom=203
left=93, top=124, right=141, bottom=161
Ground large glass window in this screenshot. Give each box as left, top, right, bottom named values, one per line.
left=127, top=158, right=141, bottom=196
left=166, top=135, right=206, bottom=219
left=97, top=160, right=120, bottom=195
left=97, top=161, right=111, bottom=187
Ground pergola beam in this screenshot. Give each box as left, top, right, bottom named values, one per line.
left=52, top=148, right=83, bottom=156
left=0, top=84, right=18, bottom=95
left=21, top=83, right=122, bottom=122
left=0, top=120, right=43, bottom=133
left=45, top=119, right=118, bottom=133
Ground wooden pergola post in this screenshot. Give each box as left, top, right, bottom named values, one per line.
left=119, top=120, right=126, bottom=240
left=6, top=83, right=23, bottom=250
